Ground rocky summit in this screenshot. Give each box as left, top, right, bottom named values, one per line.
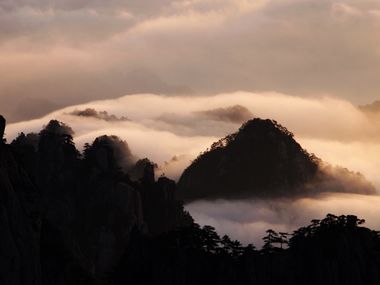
left=178, top=118, right=375, bottom=201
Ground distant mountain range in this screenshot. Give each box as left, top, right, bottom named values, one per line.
left=359, top=101, right=380, bottom=113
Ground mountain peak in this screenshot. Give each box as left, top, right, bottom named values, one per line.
left=178, top=118, right=374, bottom=201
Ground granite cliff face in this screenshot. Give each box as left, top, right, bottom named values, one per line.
left=178, top=119, right=375, bottom=201
left=1, top=117, right=191, bottom=284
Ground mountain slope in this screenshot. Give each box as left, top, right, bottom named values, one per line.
left=3, top=116, right=192, bottom=283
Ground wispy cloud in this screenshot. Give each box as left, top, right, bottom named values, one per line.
left=2, top=0, right=380, bottom=121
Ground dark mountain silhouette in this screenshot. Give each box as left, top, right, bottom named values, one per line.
left=1, top=115, right=380, bottom=285
left=2, top=117, right=192, bottom=284
left=178, top=118, right=375, bottom=201
left=359, top=100, right=380, bottom=113
left=68, top=108, right=129, bottom=122
left=195, top=104, right=253, bottom=123
left=0, top=115, right=5, bottom=141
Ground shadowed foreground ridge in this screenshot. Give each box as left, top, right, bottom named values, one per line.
left=178, top=118, right=375, bottom=201
left=1, top=115, right=380, bottom=285
left=113, top=214, right=380, bottom=285
left=1, top=117, right=192, bottom=284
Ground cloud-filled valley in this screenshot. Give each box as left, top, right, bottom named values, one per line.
left=6, top=91, right=380, bottom=185
left=187, top=193, right=380, bottom=246
left=5, top=91, right=380, bottom=245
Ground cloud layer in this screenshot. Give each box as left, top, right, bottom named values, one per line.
left=2, top=0, right=380, bottom=121
left=4, top=91, right=380, bottom=188
left=3, top=0, right=380, bottom=248
left=186, top=193, right=380, bottom=246
left=5, top=91, right=380, bottom=246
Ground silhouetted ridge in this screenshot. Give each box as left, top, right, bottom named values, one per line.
left=128, top=158, right=157, bottom=183
left=359, top=100, right=380, bottom=113
left=69, top=108, right=129, bottom=122
left=178, top=118, right=375, bottom=201
left=195, top=104, right=253, bottom=123
left=178, top=119, right=319, bottom=200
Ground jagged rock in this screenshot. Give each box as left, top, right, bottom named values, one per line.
left=0, top=115, right=5, bottom=141
left=128, top=158, right=156, bottom=184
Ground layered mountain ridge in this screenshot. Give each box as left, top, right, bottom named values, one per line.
left=1, top=115, right=379, bottom=285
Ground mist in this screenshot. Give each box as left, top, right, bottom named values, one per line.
left=5, top=91, right=380, bottom=247
left=5, top=91, right=380, bottom=186
left=186, top=193, right=380, bottom=246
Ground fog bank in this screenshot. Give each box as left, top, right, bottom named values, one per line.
left=5, top=92, right=380, bottom=189
left=187, top=193, right=380, bottom=246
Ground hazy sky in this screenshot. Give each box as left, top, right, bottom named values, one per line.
left=2, top=0, right=380, bottom=121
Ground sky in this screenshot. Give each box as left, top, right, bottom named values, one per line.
left=3, top=0, right=380, bottom=246
left=2, top=0, right=380, bottom=121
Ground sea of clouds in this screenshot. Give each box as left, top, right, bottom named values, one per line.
left=5, top=91, right=380, bottom=246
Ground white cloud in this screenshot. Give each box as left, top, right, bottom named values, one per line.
left=6, top=91, right=380, bottom=245
left=186, top=193, right=380, bottom=246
